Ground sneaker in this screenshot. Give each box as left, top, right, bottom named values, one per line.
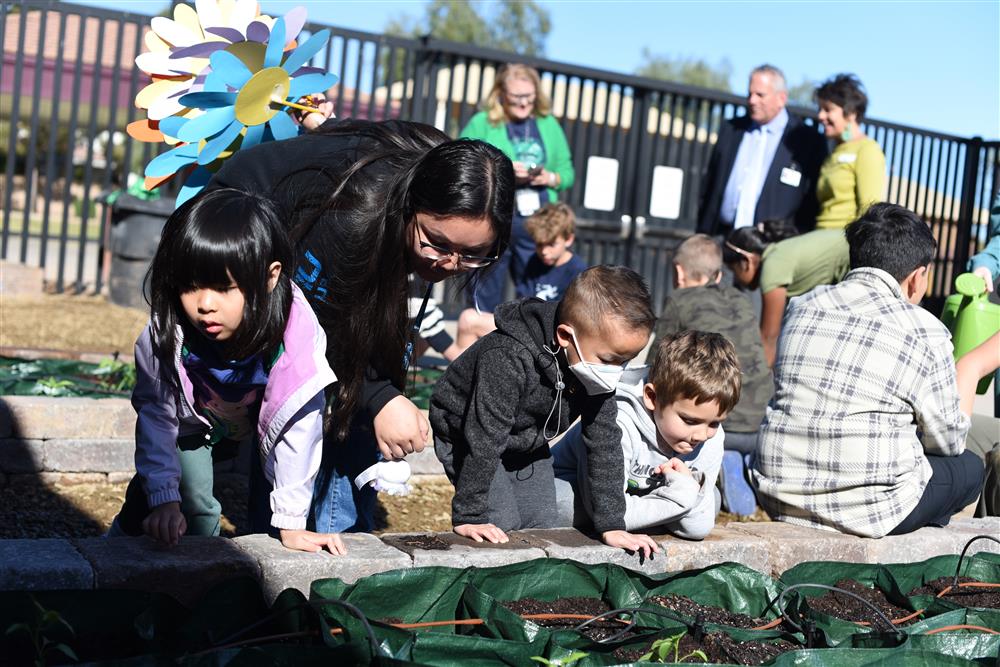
left=719, top=450, right=757, bottom=516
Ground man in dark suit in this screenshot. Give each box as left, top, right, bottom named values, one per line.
left=698, top=65, right=828, bottom=237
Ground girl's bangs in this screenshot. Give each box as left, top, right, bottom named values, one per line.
left=172, top=222, right=248, bottom=290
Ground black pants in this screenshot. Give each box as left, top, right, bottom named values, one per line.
left=889, top=450, right=985, bottom=535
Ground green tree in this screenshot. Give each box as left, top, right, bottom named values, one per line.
left=635, top=48, right=732, bottom=92
left=786, top=77, right=816, bottom=108
left=385, top=0, right=551, bottom=56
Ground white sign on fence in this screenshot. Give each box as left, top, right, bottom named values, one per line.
left=583, top=156, right=619, bottom=212
left=649, top=166, right=684, bottom=220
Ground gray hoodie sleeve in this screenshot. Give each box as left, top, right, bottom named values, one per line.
left=449, top=348, right=527, bottom=526
left=132, top=325, right=183, bottom=508
left=578, top=395, right=627, bottom=533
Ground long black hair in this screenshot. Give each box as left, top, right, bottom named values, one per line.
left=287, top=119, right=514, bottom=439
left=145, top=188, right=294, bottom=374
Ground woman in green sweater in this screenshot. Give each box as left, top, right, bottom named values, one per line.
left=459, top=63, right=575, bottom=313
left=814, top=74, right=886, bottom=229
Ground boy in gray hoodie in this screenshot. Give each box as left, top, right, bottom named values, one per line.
left=554, top=331, right=742, bottom=539
left=430, top=266, right=660, bottom=557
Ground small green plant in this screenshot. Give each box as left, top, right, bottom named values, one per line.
left=5, top=598, right=78, bottom=666
left=639, top=630, right=708, bottom=663
left=530, top=650, right=589, bottom=666
left=94, top=357, right=137, bottom=392
left=37, top=377, right=74, bottom=395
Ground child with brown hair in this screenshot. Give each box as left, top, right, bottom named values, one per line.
left=431, top=266, right=660, bottom=556
left=555, top=331, right=742, bottom=539
left=456, top=203, right=587, bottom=353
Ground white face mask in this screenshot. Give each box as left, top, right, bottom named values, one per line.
left=567, top=330, right=625, bottom=395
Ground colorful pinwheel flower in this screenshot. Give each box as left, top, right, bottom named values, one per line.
left=135, top=9, right=336, bottom=205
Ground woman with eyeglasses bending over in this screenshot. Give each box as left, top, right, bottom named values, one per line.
left=458, top=63, right=576, bottom=314
left=203, top=117, right=514, bottom=535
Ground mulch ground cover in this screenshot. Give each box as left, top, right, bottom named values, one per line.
left=647, top=593, right=771, bottom=629
left=908, top=576, right=1000, bottom=609
left=613, top=631, right=797, bottom=664
left=806, top=578, right=914, bottom=629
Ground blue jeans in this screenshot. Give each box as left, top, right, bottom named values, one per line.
left=469, top=214, right=536, bottom=313
left=309, top=408, right=379, bottom=533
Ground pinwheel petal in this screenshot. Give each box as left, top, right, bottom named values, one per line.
left=176, top=165, right=214, bottom=206
left=198, top=121, right=244, bottom=165
left=287, top=72, right=336, bottom=99
left=179, top=91, right=238, bottom=108
left=209, top=50, right=253, bottom=89
left=177, top=106, right=237, bottom=142
left=205, top=26, right=244, bottom=43
left=245, top=20, right=269, bottom=43
left=158, top=115, right=188, bottom=139
left=145, top=143, right=199, bottom=177
left=268, top=110, right=298, bottom=141
left=240, top=122, right=266, bottom=149
left=170, top=41, right=227, bottom=59
left=150, top=16, right=198, bottom=48
left=281, top=29, right=329, bottom=74
left=263, top=18, right=285, bottom=68
left=282, top=7, right=307, bottom=46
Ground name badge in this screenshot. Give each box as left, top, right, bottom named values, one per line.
left=837, top=153, right=857, bottom=164
left=779, top=167, right=802, bottom=188
left=516, top=188, right=542, bottom=216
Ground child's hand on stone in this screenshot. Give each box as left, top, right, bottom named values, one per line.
left=454, top=522, right=508, bottom=544
left=142, top=501, right=186, bottom=546
left=601, top=530, right=660, bottom=559
left=280, top=529, right=347, bottom=555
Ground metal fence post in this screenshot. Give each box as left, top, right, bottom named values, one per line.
left=953, top=136, right=983, bottom=281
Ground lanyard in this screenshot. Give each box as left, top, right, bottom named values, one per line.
left=401, top=282, right=433, bottom=371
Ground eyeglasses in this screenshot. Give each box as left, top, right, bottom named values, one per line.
left=504, top=92, right=536, bottom=105
left=415, top=221, right=499, bottom=269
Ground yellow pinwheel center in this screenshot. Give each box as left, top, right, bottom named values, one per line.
left=235, top=67, right=291, bottom=126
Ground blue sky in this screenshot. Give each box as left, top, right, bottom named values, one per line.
left=80, top=0, right=999, bottom=139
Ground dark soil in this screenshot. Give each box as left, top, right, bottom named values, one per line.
left=396, top=534, right=452, bottom=550
left=500, top=597, right=634, bottom=642
left=614, top=631, right=797, bottom=665
left=647, top=593, right=771, bottom=629
left=908, top=576, right=1000, bottom=609
left=806, top=579, right=914, bottom=630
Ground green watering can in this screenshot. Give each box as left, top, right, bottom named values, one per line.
left=940, top=272, right=1000, bottom=395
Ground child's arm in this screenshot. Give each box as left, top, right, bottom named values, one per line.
left=760, top=288, right=786, bottom=367
left=132, top=325, right=186, bottom=545
left=268, top=391, right=347, bottom=554
left=956, top=332, right=1000, bottom=417
left=580, top=395, right=661, bottom=557
left=448, top=349, right=527, bottom=540
left=660, top=434, right=724, bottom=540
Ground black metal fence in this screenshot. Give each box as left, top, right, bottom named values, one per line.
left=2, top=1, right=996, bottom=313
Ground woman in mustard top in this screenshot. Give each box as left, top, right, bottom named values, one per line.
left=458, top=64, right=575, bottom=314
left=814, top=74, right=886, bottom=229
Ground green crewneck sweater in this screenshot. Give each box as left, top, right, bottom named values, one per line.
left=815, top=137, right=886, bottom=229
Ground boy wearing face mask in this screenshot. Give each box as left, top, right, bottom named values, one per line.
left=553, top=331, right=741, bottom=540
left=430, top=266, right=660, bottom=557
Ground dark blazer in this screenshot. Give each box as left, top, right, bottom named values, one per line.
left=697, top=112, right=828, bottom=236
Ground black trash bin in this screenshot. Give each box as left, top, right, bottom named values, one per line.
left=108, top=193, right=176, bottom=309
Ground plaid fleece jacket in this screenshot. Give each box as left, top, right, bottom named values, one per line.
left=750, top=267, right=970, bottom=537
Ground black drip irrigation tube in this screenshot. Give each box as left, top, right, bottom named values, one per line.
left=773, top=583, right=906, bottom=647
left=949, top=534, right=1000, bottom=591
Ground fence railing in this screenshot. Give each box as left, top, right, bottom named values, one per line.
left=2, top=1, right=996, bottom=315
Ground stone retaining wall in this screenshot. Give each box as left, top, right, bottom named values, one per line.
left=0, top=395, right=444, bottom=485
left=2, top=518, right=997, bottom=605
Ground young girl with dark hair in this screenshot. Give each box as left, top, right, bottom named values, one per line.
left=723, top=221, right=850, bottom=366
left=110, top=188, right=343, bottom=554
left=204, top=117, right=515, bottom=533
